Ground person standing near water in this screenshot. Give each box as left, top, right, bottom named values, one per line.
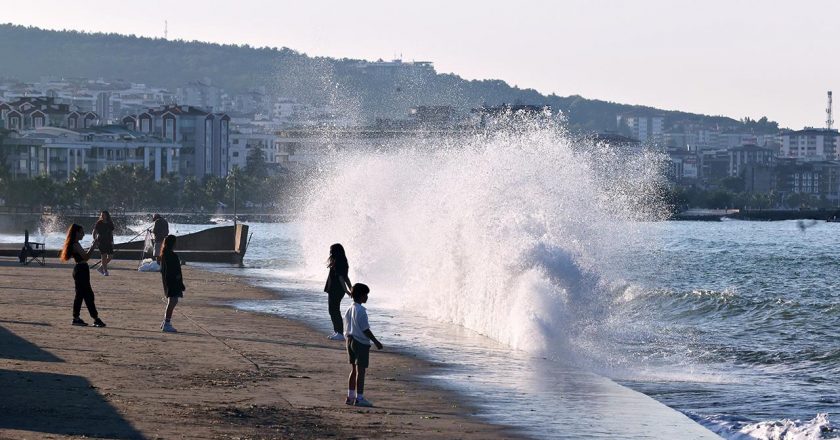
left=343, top=283, right=383, bottom=407
left=60, top=224, right=106, bottom=328
left=93, top=210, right=115, bottom=276
left=324, top=243, right=352, bottom=340
left=159, top=235, right=185, bottom=333
left=152, top=213, right=169, bottom=262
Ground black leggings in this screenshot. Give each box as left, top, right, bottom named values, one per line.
left=72, top=263, right=98, bottom=319
left=328, top=290, right=345, bottom=333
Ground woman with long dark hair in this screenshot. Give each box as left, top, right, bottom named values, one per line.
left=60, top=224, right=106, bottom=327
left=159, top=234, right=185, bottom=333
left=93, top=210, right=114, bottom=276
left=324, top=243, right=352, bottom=340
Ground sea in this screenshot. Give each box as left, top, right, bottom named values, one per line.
left=3, top=126, right=838, bottom=439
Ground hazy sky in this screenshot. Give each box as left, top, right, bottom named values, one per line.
left=3, top=0, right=839, bottom=128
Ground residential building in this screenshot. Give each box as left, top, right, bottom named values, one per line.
left=780, top=128, right=839, bottom=160
left=123, top=104, right=230, bottom=178
left=727, top=144, right=775, bottom=177
left=774, top=159, right=840, bottom=202
left=177, top=79, right=224, bottom=111
left=0, top=97, right=98, bottom=130
left=616, top=115, right=664, bottom=143
left=1, top=125, right=181, bottom=181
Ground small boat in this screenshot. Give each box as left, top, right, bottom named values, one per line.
left=113, top=223, right=250, bottom=265
left=0, top=224, right=250, bottom=266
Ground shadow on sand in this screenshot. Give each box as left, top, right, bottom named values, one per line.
left=0, top=326, right=143, bottom=438
left=0, top=325, right=62, bottom=362
left=0, top=369, right=144, bottom=439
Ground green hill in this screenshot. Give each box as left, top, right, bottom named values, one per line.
left=0, top=24, right=779, bottom=133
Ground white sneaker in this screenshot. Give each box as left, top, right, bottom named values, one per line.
left=354, top=397, right=373, bottom=407
left=162, top=322, right=177, bottom=333
left=328, top=332, right=345, bottom=341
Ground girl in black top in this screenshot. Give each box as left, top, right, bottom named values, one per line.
left=60, top=224, right=106, bottom=327
left=159, top=235, right=185, bottom=333
left=324, top=243, right=351, bottom=340
left=93, top=210, right=115, bottom=276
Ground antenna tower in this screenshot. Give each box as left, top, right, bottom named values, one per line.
left=827, top=91, right=834, bottom=130
left=164, top=20, right=168, bottom=40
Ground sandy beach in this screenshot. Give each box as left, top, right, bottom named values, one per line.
left=0, top=257, right=515, bottom=439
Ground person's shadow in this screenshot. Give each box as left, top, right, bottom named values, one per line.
left=0, top=325, right=143, bottom=439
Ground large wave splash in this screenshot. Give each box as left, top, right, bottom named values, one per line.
left=297, top=122, right=668, bottom=359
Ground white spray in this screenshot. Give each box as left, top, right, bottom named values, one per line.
left=298, top=122, right=667, bottom=360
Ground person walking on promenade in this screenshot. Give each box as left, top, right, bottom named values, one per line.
left=60, top=224, right=106, bottom=328
left=152, top=213, right=169, bottom=262
left=159, top=235, right=185, bottom=333
left=93, top=210, right=115, bottom=276
left=343, top=283, right=383, bottom=407
left=324, top=243, right=352, bottom=340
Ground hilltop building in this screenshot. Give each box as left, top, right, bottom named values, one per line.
left=616, top=115, right=664, bottom=143
left=780, top=128, right=839, bottom=160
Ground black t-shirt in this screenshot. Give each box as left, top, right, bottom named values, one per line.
left=94, top=220, right=114, bottom=245
left=324, top=260, right=349, bottom=294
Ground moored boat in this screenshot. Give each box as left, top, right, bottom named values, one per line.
left=0, top=224, right=250, bottom=265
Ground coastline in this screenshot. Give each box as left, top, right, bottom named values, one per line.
left=0, top=258, right=516, bottom=439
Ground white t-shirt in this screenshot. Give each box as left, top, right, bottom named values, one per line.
left=343, top=302, right=371, bottom=345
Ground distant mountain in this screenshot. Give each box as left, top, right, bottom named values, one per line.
left=0, top=24, right=780, bottom=133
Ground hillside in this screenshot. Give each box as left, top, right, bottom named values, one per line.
left=0, top=24, right=779, bottom=133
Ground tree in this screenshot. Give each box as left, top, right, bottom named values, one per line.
left=67, top=168, right=92, bottom=212
left=245, top=147, right=269, bottom=179
left=203, top=175, right=227, bottom=209
left=181, top=176, right=206, bottom=211
left=152, top=173, right=182, bottom=209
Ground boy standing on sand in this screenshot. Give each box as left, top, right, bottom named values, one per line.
left=343, top=283, right=383, bottom=407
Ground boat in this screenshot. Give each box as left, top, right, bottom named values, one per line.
left=0, top=224, right=250, bottom=266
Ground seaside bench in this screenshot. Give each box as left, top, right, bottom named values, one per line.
left=19, top=230, right=46, bottom=266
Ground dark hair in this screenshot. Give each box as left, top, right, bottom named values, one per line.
left=327, top=243, right=348, bottom=269
left=161, top=234, right=177, bottom=255
left=60, top=224, right=83, bottom=262
left=100, top=210, right=112, bottom=224
left=152, top=213, right=161, bottom=221
left=350, top=283, right=370, bottom=301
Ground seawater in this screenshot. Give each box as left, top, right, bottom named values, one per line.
left=4, top=126, right=837, bottom=439
left=228, top=220, right=839, bottom=440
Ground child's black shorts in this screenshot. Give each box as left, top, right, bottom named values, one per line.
left=347, top=337, right=370, bottom=368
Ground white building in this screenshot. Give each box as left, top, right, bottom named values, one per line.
left=1, top=125, right=181, bottom=181
left=616, top=115, right=664, bottom=143
left=781, top=128, right=839, bottom=160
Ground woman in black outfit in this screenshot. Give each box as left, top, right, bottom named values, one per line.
left=93, top=210, right=114, bottom=276
left=324, top=243, right=351, bottom=340
left=159, top=235, right=185, bottom=333
left=60, top=224, right=106, bottom=327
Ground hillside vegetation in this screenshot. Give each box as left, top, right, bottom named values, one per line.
left=0, top=24, right=779, bottom=133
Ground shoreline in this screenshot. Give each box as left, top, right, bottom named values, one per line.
left=0, top=258, right=516, bottom=439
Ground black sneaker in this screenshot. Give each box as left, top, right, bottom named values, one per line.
left=72, top=318, right=88, bottom=326
left=93, top=319, right=106, bottom=328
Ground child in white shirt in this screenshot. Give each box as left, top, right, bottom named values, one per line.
left=343, top=283, right=383, bottom=407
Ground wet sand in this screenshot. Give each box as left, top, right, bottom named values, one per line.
left=0, top=258, right=515, bottom=439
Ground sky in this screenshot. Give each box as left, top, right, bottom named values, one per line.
left=2, top=0, right=839, bottom=128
